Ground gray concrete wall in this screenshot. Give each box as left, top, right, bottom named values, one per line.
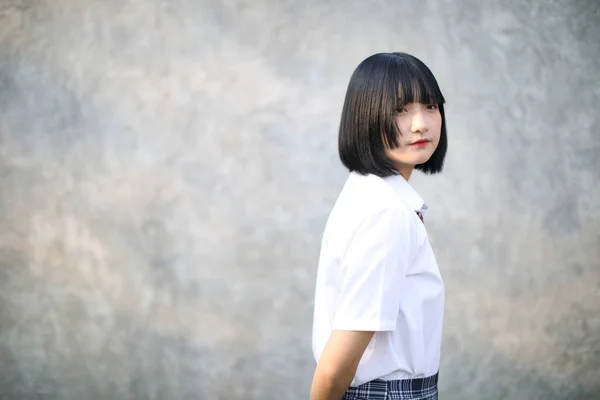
left=1, top=0, right=599, bottom=399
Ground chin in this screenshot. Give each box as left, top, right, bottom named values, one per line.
left=404, top=156, right=432, bottom=166
left=390, top=153, right=433, bottom=168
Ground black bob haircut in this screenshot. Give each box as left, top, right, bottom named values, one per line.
left=338, top=52, right=447, bottom=177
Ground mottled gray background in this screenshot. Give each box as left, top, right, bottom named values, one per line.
left=0, top=0, right=599, bottom=399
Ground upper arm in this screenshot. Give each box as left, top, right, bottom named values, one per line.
left=319, top=330, right=375, bottom=373
left=310, top=206, right=412, bottom=399
left=333, top=206, right=412, bottom=332
left=310, top=330, right=375, bottom=400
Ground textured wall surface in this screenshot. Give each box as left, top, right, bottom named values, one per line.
left=1, top=0, right=599, bottom=399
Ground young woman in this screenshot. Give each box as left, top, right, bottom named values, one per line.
left=310, top=52, right=447, bottom=400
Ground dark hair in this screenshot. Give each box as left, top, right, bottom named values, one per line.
left=338, top=52, right=447, bottom=177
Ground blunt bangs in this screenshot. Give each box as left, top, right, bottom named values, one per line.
left=395, top=54, right=446, bottom=111
left=338, top=52, right=448, bottom=177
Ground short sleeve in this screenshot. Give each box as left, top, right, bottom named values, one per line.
left=332, top=206, right=412, bottom=332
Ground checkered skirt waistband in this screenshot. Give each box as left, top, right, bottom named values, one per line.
left=342, top=372, right=438, bottom=400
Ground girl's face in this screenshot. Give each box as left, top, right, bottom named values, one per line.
left=385, top=102, right=442, bottom=179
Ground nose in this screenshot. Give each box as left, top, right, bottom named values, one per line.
left=411, top=111, right=428, bottom=134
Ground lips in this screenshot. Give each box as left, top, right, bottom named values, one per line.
left=409, top=139, right=430, bottom=146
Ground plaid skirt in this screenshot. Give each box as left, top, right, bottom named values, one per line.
left=342, top=373, right=438, bottom=400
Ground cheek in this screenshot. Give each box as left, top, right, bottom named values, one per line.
left=431, top=117, right=442, bottom=140
left=432, top=126, right=442, bottom=142
left=395, top=120, right=410, bottom=136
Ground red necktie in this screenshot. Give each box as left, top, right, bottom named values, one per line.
left=416, top=211, right=424, bottom=223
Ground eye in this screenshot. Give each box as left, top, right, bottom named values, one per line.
left=396, top=107, right=408, bottom=114
left=426, top=104, right=439, bottom=111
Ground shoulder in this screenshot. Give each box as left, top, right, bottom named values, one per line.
left=325, top=174, right=415, bottom=246
left=339, top=172, right=412, bottom=218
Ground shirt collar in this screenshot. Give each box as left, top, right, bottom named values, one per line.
left=383, top=174, right=428, bottom=216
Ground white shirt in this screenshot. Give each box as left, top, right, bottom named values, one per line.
left=311, top=172, right=445, bottom=387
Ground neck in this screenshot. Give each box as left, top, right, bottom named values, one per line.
left=396, top=165, right=414, bottom=181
